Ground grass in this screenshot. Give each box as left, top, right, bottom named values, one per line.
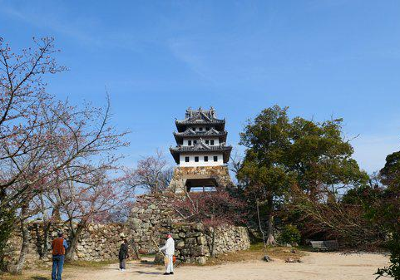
left=0, top=272, right=50, bottom=280
left=205, top=243, right=307, bottom=266
left=138, top=253, right=156, bottom=259
left=0, top=259, right=120, bottom=280
left=64, top=259, right=119, bottom=269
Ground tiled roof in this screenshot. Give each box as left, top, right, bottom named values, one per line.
left=173, top=128, right=227, bottom=137
left=176, top=107, right=225, bottom=125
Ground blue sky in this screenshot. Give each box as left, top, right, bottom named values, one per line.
left=1, top=0, right=400, bottom=172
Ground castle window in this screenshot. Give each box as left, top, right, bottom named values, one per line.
left=210, top=140, right=214, bottom=145
left=195, top=156, right=199, bottom=162
left=199, top=127, right=203, bottom=131
left=185, top=156, right=190, bottom=162
left=205, top=140, right=209, bottom=144
left=188, top=140, right=192, bottom=146
left=204, top=156, right=208, bottom=162
left=213, top=156, right=218, bottom=162
left=194, top=140, right=197, bottom=144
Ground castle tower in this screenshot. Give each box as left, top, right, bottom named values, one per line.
left=168, top=107, right=233, bottom=193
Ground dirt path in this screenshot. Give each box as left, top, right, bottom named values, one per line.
left=61, top=252, right=390, bottom=280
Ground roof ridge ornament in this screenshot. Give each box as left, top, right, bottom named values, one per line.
left=185, top=107, right=193, bottom=118
left=210, top=106, right=215, bottom=118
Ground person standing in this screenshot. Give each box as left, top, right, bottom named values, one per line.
left=119, top=239, right=129, bottom=271
left=160, top=233, right=175, bottom=275
left=51, top=231, right=68, bottom=280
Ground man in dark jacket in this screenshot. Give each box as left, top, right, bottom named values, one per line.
left=119, top=239, right=129, bottom=271
left=52, top=231, right=68, bottom=280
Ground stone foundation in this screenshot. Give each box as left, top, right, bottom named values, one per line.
left=128, top=193, right=182, bottom=253
left=4, top=222, right=131, bottom=269
left=127, top=194, right=250, bottom=264
left=5, top=194, right=249, bottom=267
left=168, top=165, right=234, bottom=193
left=160, top=223, right=250, bottom=264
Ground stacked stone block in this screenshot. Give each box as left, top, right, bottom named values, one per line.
left=5, top=194, right=250, bottom=266
left=127, top=194, right=250, bottom=264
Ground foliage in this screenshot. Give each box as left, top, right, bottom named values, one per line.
left=173, top=190, right=246, bottom=227
left=380, top=151, right=400, bottom=184
left=341, top=183, right=382, bottom=205
left=278, top=224, right=301, bottom=245
left=237, top=105, right=293, bottom=244
left=290, top=189, right=380, bottom=247
left=368, top=188, right=400, bottom=279
left=236, top=105, right=367, bottom=245
left=372, top=151, right=400, bottom=280
left=286, top=117, right=368, bottom=200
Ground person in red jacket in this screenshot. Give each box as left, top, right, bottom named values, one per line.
left=52, top=231, right=68, bottom=280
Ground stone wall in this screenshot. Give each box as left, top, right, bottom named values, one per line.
left=165, top=223, right=250, bottom=264
left=75, top=223, right=130, bottom=261
left=168, top=165, right=234, bottom=193
left=209, top=226, right=250, bottom=255
left=4, top=222, right=130, bottom=268
left=128, top=193, right=183, bottom=253
left=5, top=193, right=250, bottom=267
left=127, top=194, right=250, bottom=264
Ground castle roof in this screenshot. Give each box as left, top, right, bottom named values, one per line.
left=173, top=127, right=228, bottom=143
left=175, top=107, right=225, bottom=132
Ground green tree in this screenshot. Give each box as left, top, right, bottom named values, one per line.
left=380, top=151, right=400, bottom=187
left=278, top=224, right=301, bottom=245
left=237, top=105, right=367, bottom=245
left=237, top=105, right=293, bottom=245
left=287, top=117, right=368, bottom=201
left=285, top=116, right=368, bottom=244
left=372, top=151, right=400, bottom=280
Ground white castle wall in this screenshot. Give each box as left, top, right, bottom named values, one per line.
left=183, top=138, right=220, bottom=146
left=179, top=153, right=223, bottom=167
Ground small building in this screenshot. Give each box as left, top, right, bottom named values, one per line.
left=168, top=107, right=233, bottom=192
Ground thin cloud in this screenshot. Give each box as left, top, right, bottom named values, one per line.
left=0, top=2, right=103, bottom=47
left=168, top=38, right=217, bottom=84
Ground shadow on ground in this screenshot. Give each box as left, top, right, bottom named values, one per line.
left=134, top=271, right=164, bottom=275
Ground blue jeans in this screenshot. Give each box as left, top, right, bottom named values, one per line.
left=52, top=255, right=64, bottom=280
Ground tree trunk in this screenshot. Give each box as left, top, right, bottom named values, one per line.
left=210, top=228, right=216, bottom=257
left=0, top=191, right=15, bottom=271
left=14, top=207, right=29, bottom=274
left=34, top=223, right=43, bottom=258
left=65, top=221, right=85, bottom=262
left=266, top=196, right=275, bottom=246
left=210, top=210, right=215, bottom=257
left=256, top=200, right=267, bottom=253
left=41, top=221, right=51, bottom=259
left=52, top=206, right=61, bottom=222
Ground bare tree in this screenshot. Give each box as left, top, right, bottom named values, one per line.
left=229, top=151, right=243, bottom=176
left=0, top=37, right=65, bottom=271
left=37, top=98, right=130, bottom=262
left=124, top=150, right=172, bottom=194
left=57, top=169, right=130, bottom=261
left=0, top=37, right=129, bottom=272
